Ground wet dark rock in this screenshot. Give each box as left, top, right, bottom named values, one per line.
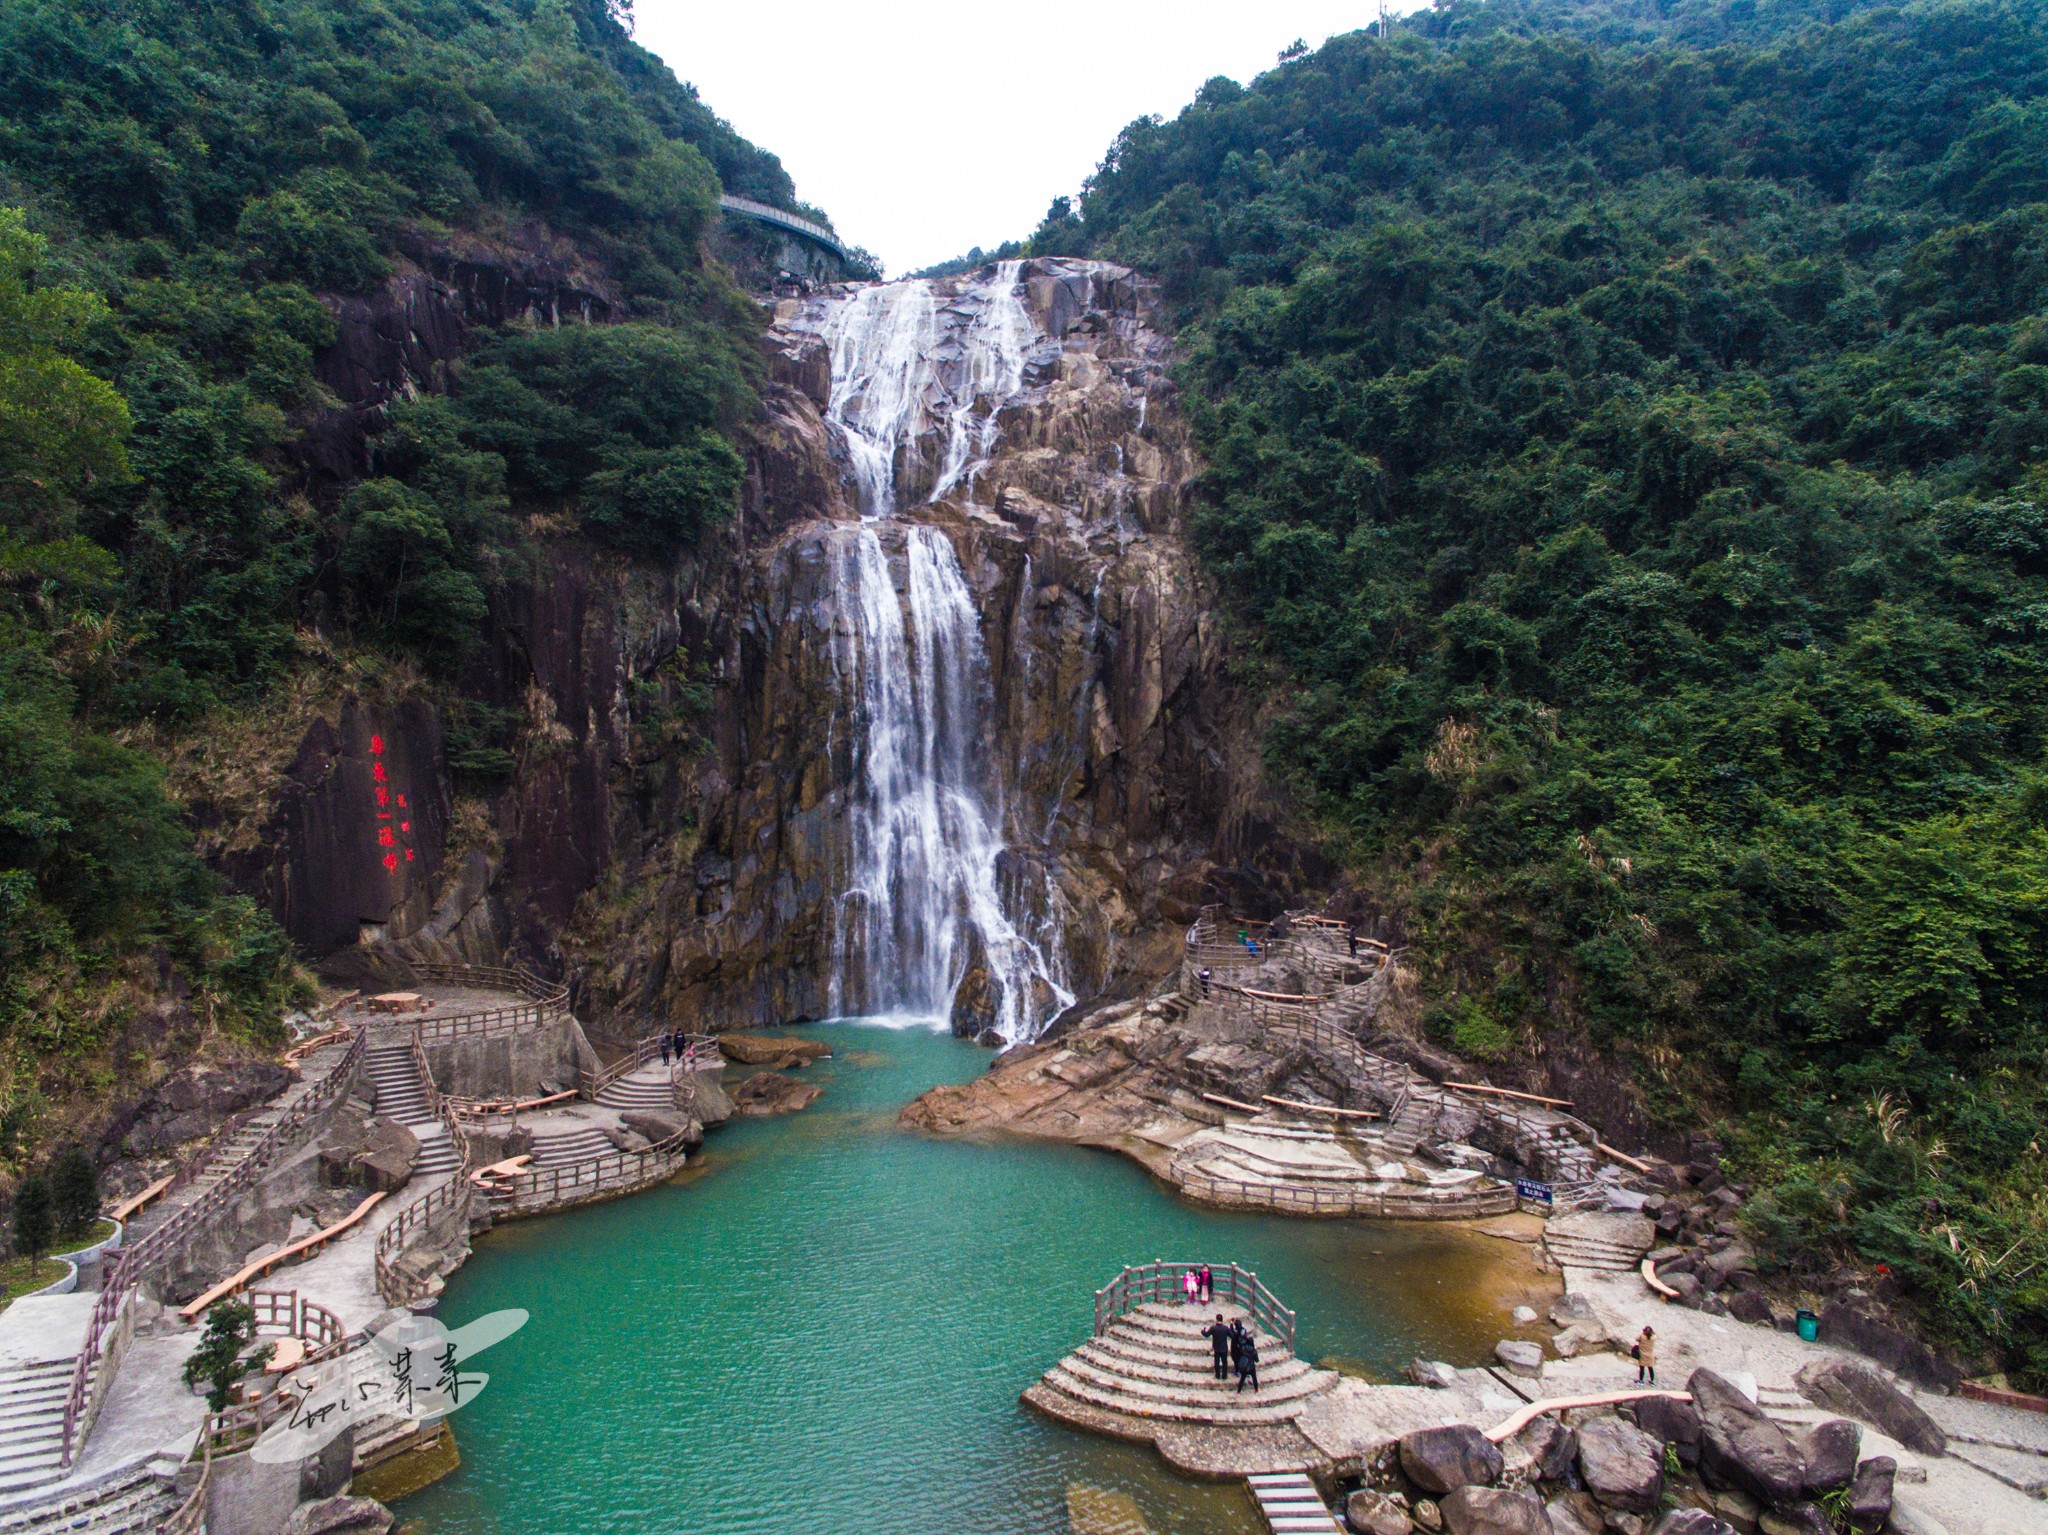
left=282, top=1495, right=395, bottom=1535
left=1349, top=1488, right=1416, bottom=1535
left=730, top=1070, right=821, bottom=1116
left=1401, top=1424, right=1506, bottom=1496
left=1509, top=1415, right=1577, bottom=1483
left=1691, top=1369, right=1807, bottom=1505
left=1755, top=1504, right=1830, bottom=1535
left=1792, top=1359, right=1946, bottom=1456
left=1629, top=1395, right=1701, bottom=1465
left=1845, top=1457, right=1894, bottom=1533
left=1410, top=1360, right=1462, bottom=1389
left=1576, top=1417, right=1664, bottom=1513
left=1793, top=1419, right=1861, bottom=1495
left=1440, top=1486, right=1551, bottom=1535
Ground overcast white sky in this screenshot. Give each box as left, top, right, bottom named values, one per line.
left=632, top=1, right=1431, bottom=275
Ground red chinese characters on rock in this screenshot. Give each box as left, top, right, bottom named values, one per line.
left=368, top=733, right=420, bottom=876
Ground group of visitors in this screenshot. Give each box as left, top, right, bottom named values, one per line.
left=1180, top=1265, right=1216, bottom=1303
left=1201, top=1314, right=1262, bottom=1392
left=656, top=1031, right=692, bottom=1067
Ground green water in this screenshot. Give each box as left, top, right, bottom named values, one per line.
left=398, top=1023, right=1541, bottom=1535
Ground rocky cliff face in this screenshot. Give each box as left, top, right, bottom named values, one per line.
left=208, top=256, right=1317, bottom=1038
left=568, top=259, right=1317, bottom=1037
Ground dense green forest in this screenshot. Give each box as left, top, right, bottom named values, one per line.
left=0, top=0, right=785, bottom=1164
left=1031, top=0, right=2048, bottom=1381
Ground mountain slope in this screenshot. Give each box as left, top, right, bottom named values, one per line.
left=1029, top=0, right=2048, bottom=1383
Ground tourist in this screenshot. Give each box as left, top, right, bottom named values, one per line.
left=1182, top=1269, right=1199, bottom=1305
left=1633, top=1326, right=1657, bottom=1385
left=660, top=1035, right=671, bottom=1067
left=1197, top=1264, right=1213, bottom=1302
left=1346, top=925, right=1358, bottom=958
left=1235, top=1328, right=1260, bottom=1393
left=1269, top=912, right=1290, bottom=942
left=1202, top=1314, right=1233, bottom=1380
left=1199, top=966, right=1212, bottom=998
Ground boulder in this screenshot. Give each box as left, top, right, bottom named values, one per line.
left=1545, top=1495, right=1602, bottom=1535
left=1814, top=1307, right=1961, bottom=1391
left=1725, top=1292, right=1773, bottom=1326
left=1507, top=1415, right=1576, bottom=1484
left=282, top=1496, right=395, bottom=1535
left=1756, top=1505, right=1830, bottom=1535
left=1630, top=1395, right=1701, bottom=1465
left=1440, top=1486, right=1551, bottom=1535
left=1792, top=1419, right=1860, bottom=1495
left=1646, top=1514, right=1733, bottom=1535
left=1575, top=1417, right=1664, bottom=1513
left=350, top=1118, right=420, bottom=1193
left=730, top=1071, right=822, bottom=1116
left=619, top=1110, right=692, bottom=1144
left=1496, top=1339, right=1545, bottom=1379
left=692, top=1071, right=735, bottom=1128
left=1409, top=1359, right=1462, bottom=1389
left=1554, top=1324, right=1609, bottom=1359
left=1349, top=1488, right=1416, bottom=1535
left=1791, top=1359, right=1946, bottom=1456
left=1708, top=1490, right=1759, bottom=1534
left=1844, top=1456, right=1894, bottom=1533
left=716, top=1033, right=831, bottom=1066
left=1690, top=1369, right=1806, bottom=1505
left=1401, top=1425, right=1506, bottom=1495
left=1604, top=1515, right=1643, bottom=1535
left=1513, top=1306, right=1539, bottom=1325
left=1550, top=1293, right=1599, bottom=1327
left=1414, top=1500, right=1445, bottom=1533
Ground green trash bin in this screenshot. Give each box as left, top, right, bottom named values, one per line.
left=1796, top=1308, right=1819, bottom=1342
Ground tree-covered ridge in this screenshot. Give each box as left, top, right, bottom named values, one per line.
left=0, top=0, right=784, bottom=1169
left=1032, top=0, right=2048, bottom=1381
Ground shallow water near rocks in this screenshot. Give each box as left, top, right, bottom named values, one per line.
left=397, top=1022, right=1550, bottom=1535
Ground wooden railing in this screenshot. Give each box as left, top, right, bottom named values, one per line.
left=162, top=1437, right=210, bottom=1535
left=1173, top=1169, right=1520, bottom=1222
left=481, top=1130, right=694, bottom=1220
left=579, top=1031, right=719, bottom=1099
left=59, top=1028, right=366, bottom=1468
left=1093, top=1261, right=1297, bottom=1352
left=373, top=1175, right=473, bottom=1307
left=403, top=961, right=571, bottom=1044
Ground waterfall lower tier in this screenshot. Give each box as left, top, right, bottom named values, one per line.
left=826, top=522, right=1071, bottom=1039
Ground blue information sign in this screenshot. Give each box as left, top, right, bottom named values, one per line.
left=1516, top=1178, right=1554, bottom=1202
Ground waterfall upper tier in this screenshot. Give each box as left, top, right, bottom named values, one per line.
left=567, top=258, right=1315, bottom=1042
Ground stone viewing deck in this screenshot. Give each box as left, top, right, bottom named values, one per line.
left=1024, top=1264, right=1340, bottom=1478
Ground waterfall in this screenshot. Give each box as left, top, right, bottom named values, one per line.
left=817, top=264, right=1073, bottom=1040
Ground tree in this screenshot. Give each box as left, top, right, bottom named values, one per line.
left=182, top=1300, right=268, bottom=1411
left=51, top=1147, right=97, bottom=1241
left=11, top=1174, right=53, bottom=1265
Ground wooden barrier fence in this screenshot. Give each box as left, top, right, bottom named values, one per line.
left=1094, top=1261, right=1298, bottom=1351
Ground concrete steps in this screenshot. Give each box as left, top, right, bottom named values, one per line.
left=0, top=1363, right=74, bottom=1494
left=596, top=1069, right=678, bottom=1113
left=1032, top=1303, right=1337, bottom=1429
left=363, top=1047, right=436, bottom=1128
left=0, top=1464, right=177, bottom=1535
left=527, top=1127, right=614, bottom=1168
left=411, top=1124, right=462, bottom=1178
left=1248, top=1471, right=1343, bottom=1534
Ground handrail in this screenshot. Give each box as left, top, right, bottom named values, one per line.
left=374, top=1175, right=473, bottom=1307
left=580, top=1031, right=719, bottom=1098
left=1092, top=1261, right=1297, bottom=1352
left=59, top=1027, right=366, bottom=1468
left=717, top=194, right=847, bottom=258
left=480, top=1129, right=695, bottom=1220
left=177, top=1194, right=387, bottom=1320
left=1174, top=1170, right=1519, bottom=1222
left=162, top=1432, right=210, bottom=1535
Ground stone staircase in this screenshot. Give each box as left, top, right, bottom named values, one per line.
left=362, top=1044, right=461, bottom=1178
left=1540, top=1210, right=1656, bottom=1273
left=526, top=1124, right=615, bottom=1168
left=1174, top=1123, right=1383, bottom=1189
left=0, top=1463, right=178, bottom=1535
left=1030, top=1303, right=1337, bottom=1428
left=1381, top=1090, right=1441, bottom=1157
left=0, top=1361, right=75, bottom=1495
left=595, top=1066, right=680, bottom=1114
left=1248, top=1470, right=1343, bottom=1534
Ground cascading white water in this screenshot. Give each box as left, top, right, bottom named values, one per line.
left=818, top=263, right=1073, bottom=1040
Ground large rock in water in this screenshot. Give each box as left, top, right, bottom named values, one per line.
left=1792, top=1358, right=1946, bottom=1455
left=1690, top=1369, right=1807, bottom=1505
left=1439, top=1486, right=1551, bottom=1535
left=1576, top=1417, right=1665, bottom=1512
left=730, top=1070, right=821, bottom=1115
left=716, top=1033, right=830, bottom=1066
left=1401, top=1425, right=1506, bottom=1495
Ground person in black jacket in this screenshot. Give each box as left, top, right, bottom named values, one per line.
left=1201, top=1315, right=1232, bottom=1380
left=1235, top=1326, right=1260, bottom=1393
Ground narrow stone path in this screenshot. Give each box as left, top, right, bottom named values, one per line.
left=1246, top=1470, right=1342, bottom=1534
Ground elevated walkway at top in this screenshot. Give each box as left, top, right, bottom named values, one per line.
left=718, top=195, right=846, bottom=260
